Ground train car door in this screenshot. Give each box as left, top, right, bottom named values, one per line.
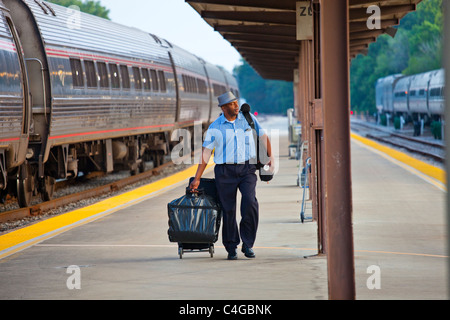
left=0, top=1, right=30, bottom=198
left=202, top=65, right=213, bottom=125
left=168, top=51, right=181, bottom=123
left=2, top=10, right=30, bottom=139
left=2, top=0, right=52, bottom=206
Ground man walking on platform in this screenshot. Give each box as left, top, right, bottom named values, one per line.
left=189, top=92, right=274, bottom=260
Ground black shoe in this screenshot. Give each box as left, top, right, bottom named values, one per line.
left=241, top=244, right=255, bottom=258
left=227, top=250, right=238, bottom=260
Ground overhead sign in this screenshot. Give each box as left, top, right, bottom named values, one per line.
left=296, top=1, right=313, bottom=40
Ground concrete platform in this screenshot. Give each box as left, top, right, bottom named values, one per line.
left=0, top=126, right=447, bottom=300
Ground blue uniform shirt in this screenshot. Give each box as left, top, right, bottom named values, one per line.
left=203, top=112, right=265, bottom=164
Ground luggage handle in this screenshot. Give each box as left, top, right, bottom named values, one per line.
left=186, top=187, right=205, bottom=195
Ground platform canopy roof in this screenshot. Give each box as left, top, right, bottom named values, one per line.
left=186, top=0, right=423, bottom=82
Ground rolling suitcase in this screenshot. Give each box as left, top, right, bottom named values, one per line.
left=167, top=178, right=221, bottom=259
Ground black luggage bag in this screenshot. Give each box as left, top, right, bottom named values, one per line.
left=167, top=178, right=221, bottom=259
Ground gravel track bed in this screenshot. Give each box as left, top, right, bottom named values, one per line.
left=351, top=119, right=444, bottom=169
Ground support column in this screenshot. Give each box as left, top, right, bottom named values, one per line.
left=320, top=0, right=355, bottom=300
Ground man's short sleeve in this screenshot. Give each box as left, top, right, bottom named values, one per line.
left=202, top=127, right=216, bottom=150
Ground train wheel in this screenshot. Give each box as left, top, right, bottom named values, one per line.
left=41, top=176, right=56, bottom=202
left=17, top=162, right=35, bottom=208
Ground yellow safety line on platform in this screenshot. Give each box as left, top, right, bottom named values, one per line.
left=351, top=132, right=446, bottom=191
left=0, top=162, right=213, bottom=261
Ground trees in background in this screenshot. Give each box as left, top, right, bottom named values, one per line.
left=233, top=60, right=294, bottom=115
left=47, top=0, right=110, bottom=19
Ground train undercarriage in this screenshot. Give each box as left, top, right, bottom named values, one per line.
left=1, top=131, right=176, bottom=208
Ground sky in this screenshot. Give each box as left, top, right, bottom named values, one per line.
left=97, top=0, right=243, bottom=73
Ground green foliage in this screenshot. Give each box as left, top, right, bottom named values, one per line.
left=47, top=0, right=110, bottom=19
left=350, top=0, right=443, bottom=114
left=233, top=59, right=294, bottom=115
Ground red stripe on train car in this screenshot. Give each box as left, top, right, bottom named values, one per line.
left=0, top=137, right=20, bottom=142
left=48, top=123, right=175, bottom=140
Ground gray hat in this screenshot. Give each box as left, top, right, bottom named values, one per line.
left=218, top=92, right=237, bottom=107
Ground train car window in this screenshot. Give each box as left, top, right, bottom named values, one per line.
left=197, top=79, right=207, bottom=95
left=150, top=69, right=159, bottom=91
left=192, top=77, right=198, bottom=93
left=109, top=64, right=120, bottom=89
left=190, top=77, right=195, bottom=93
left=409, top=90, right=416, bottom=96
left=84, top=60, right=97, bottom=88
left=183, top=75, right=187, bottom=92
left=97, top=62, right=109, bottom=88
left=430, top=88, right=441, bottom=97
left=182, top=75, right=200, bottom=94
left=70, top=58, right=84, bottom=87
left=142, top=69, right=151, bottom=91
left=158, top=71, right=167, bottom=92
left=189, top=76, right=194, bottom=92
left=197, top=79, right=202, bottom=94
left=0, top=49, right=6, bottom=87
left=213, top=84, right=226, bottom=97
left=190, top=77, right=195, bottom=92
left=185, top=76, right=190, bottom=92
left=182, top=75, right=187, bottom=92
left=133, top=67, right=142, bottom=90
left=419, top=89, right=425, bottom=96
left=120, top=65, right=130, bottom=89
left=188, top=76, right=193, bottom=92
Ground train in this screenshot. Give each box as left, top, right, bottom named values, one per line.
left=375, top=68, right=445, bottom=125
left=0, top=0, right=239, bottom=207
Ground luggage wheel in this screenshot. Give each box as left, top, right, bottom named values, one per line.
left=177, top=244, right=214, bottom=259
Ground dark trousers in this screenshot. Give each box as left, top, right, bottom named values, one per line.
left=214, top=162, right=259, bottom=253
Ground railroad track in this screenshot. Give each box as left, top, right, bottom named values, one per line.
left=351, top=120, right=445, bottom=163
left=0, top=160, right=179, bottom=225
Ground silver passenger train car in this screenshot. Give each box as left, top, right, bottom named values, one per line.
left=0, top=0, right=239, bottom=207
left=375, top=74, right=402, bottom=115
left=376, top=68, right=445, bottom=122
